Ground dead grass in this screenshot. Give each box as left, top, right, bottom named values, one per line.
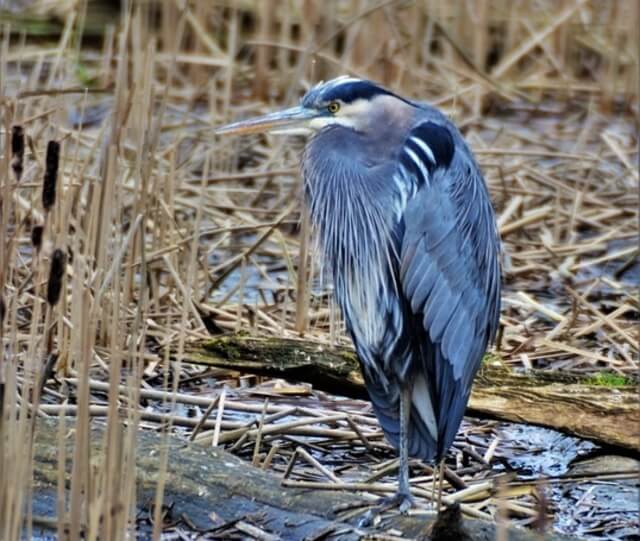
left=0, top=0, right=638, bottom=539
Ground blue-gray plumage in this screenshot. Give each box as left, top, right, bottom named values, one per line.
left=216, top=76, right=501, bottom=511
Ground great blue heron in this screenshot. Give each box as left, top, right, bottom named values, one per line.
left=216, top=76, right=501, bottom=512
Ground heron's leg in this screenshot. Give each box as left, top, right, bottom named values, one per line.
left=375, top=388, right=414, bottom=510
left=396, top=386, right=412, bottom=505
left=436, top=459, right=444, bottom=511
left=431, top=463, right=438, bottom=509
left=357, top=388, right=414, bottom=527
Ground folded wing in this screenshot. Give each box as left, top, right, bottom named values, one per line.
left=398, top=120, right=501, bottom=459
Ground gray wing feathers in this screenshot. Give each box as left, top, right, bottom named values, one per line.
left=339, top=116, right=500, bottom=463
left=362, top=366, right=438, bottom=459
left=400, top=122, right=500, bottom=457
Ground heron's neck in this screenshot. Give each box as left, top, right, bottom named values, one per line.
left=302, top=127, right=397, bottom=251
left=301, top=128, right=403, bottom=344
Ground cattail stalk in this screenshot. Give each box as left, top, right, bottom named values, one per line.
left=11, top=125, right=24, bottom=181
left=0, top=287, right=3, bottom=412
left=40, top=249, right=66, bottom=396
left=42, top=141, right=60, bottom=212
left=46, top=249, right=66, bottom=307
left=31, top=225, right=43, bottom=253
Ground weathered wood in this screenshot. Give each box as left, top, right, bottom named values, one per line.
left=188, top=335, right=639, bottom=452
left=32, top=420, right=576, bottom=540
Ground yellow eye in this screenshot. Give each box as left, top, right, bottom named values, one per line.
left=327, top=101, right=340, bottom=114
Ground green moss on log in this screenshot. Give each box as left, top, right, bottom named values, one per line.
left=188, top=335, right=640, bottom=452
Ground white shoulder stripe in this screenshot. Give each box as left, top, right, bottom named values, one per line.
left=405, top=147, right=430, bottom=186
left=397, top=162, right=411, bottom=182
left=410, top=136, right=436, bottom=164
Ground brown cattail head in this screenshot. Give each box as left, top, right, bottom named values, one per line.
left=11, top=126, right=25, bottom=181
left=0, top=295, right=5, bottom=324
left=42, top=140, right=60, bottom=211
left=46, top=249, right=66, bottom=306
left=31, top=225, right=44, bottom=251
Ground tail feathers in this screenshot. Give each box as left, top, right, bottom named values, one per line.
left=425, top=344, right=475, bottom=458
left=363, top=369, right=439, bottom=462
left=361, top=340, right=475, bottom=462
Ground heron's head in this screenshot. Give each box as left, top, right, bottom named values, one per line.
left=215, top=76, right=416, bottom=137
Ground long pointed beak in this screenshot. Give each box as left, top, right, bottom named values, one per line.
left=215, top=105, right=318, bottom=136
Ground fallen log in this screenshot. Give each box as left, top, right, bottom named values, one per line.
left=32, top=420, right=576, bottom=540
left=187, top=335, right=639, bottom=453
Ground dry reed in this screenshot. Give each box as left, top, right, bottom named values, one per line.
left=0, top=0, right=637, bottom=539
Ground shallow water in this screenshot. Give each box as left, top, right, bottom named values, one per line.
left=497, top=424, right=598, bottom=478
left=496, top=424, right=638, bottom=540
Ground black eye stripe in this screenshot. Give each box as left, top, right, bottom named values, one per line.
left=302, top=78, right=415, bottom=110
left=322, top=81, right=394, bottom=104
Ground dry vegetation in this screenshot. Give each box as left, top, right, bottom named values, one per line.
left=0, top=0, right=638, bottom=539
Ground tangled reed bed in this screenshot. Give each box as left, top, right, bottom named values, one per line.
left=0, top=1, right=638, bottom=539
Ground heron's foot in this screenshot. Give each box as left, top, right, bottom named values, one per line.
left=378, top=490, right=415, bottom=513
left=356, top=490, right=414, bottom=528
